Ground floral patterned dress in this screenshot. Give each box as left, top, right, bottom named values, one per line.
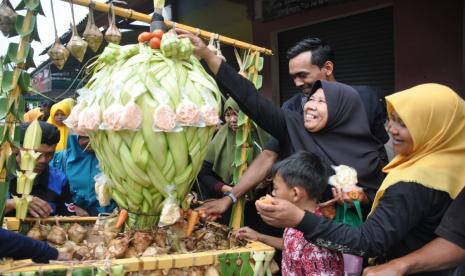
left=282, top=209, right=344, bottom=276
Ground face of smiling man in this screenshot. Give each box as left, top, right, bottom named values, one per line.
left=303, top=88, right=328, bottom=132
left=288, top=51, right=328, bottom=97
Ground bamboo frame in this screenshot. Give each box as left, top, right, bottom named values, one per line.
left=0, top=241, right=274, bottom=274
left=59, top=0, right=273, bottom=55
left=2, top=216, right=275, bottom=275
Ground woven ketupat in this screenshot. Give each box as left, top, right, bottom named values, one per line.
left=66, top=42, right=221, bottom=230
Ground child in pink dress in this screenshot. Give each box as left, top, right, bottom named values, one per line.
left=236, top=151, right=343, bottom=276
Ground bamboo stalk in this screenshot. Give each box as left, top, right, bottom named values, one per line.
left=60, top=0, right=273, bottom=56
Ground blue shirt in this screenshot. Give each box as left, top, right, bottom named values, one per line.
left=51, top=135, right=115, bottom=216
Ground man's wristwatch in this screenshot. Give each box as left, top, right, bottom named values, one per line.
left=224, top=191, right=237, bottom=203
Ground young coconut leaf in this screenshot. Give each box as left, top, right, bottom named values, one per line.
left=47, top=0, right=69, bottom=70
left=83, top=6, right=103, bottom=53
left=66, top=0, right=88, bottom=62
left=49, top=39, right=69, bottom=70
left=104, top=3, right=121, bottom=45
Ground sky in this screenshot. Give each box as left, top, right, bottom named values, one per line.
left=0, top=0, right=99, bottom=67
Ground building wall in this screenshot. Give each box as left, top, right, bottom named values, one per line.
left=252, top=0, right=464, bottom=99
left=393, top=0, right=463, bottom=94
left=176, top=0, right=253, bottom=42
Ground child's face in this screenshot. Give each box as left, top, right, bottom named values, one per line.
left=271, top=173, right=294, bottom=202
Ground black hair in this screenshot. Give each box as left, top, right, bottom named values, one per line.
left=19, top=121, right=60, bottom=146
left=286, top=38, right=335, bottom=68
left=271, top=151, right=330, bottom=200
left=40, top=100, right=54, bottom=108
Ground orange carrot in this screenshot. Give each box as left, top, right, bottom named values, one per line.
left=197, top=208, right=206, bottom=218
left=115, top=209, right=128, bottom=229
left=185, top=210, right=199, bottom=236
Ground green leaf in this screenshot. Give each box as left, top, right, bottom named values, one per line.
left=235, top=128, right=244, bottom=147
left=24, top=0, right=41, bottom=11
left=1, top=70, right=16, bottom=93
left=43, top=269, right=67, bottom=276
left=30, top=19, right=40, bottom=42
left=0, top=96, right=7, bottom=120
left=26, top=47, right=35, bottom=68
left=232, top=168, right=239, bottom=184
left=15, top=14, right=36, bottom=37
left=237, top=111, right=245, bottom=127
left=246, top=147, right=253, bottom=164
left=0, top=125, right=6, bottom=143
left=72, top=267, right=95, bottom=276
left=0, top=182, right=9, bottom=223
left=248, top=71, right=254, bottom=81
left=36, top=0, right=45, bottom=15
left=254, top=75, right=263, bottom=90
left=16, top=0, right=44, bottom=14
left=12, top=97, right=25, bottom=121
left=234, top=148, right=244, bottom=166
left=14, top=125, right=20, bottom=148
left=245, top=54, right=255, bottom=70
left=18, top=71, right=30, bottom=93
left=257, top=57, right=264, bottom=72
left=7, top=152, right=17, bottom=174
left=5, top=43, right=31, bottom=65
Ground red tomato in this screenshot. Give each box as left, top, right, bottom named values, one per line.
left=138, top=32, right=153, bottom=43
left=152, top=29, right=164, bottom=39
left=149, top=36, right=161, bottom=49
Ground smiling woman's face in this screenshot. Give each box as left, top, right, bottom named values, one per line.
left=387, top=110, right=413, bottom=155
left=303, top=88, right=328, bottom=132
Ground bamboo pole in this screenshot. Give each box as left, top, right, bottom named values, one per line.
left=61, top=0, right=273, bottom=56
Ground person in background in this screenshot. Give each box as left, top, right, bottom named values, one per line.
left=0, top=228, right=71, bottom=262
left=196, top=98, right=268, bottom=224
left=47, top=98, right=75, bottom=151
left=197, top=98, right=268, bottom=198
left=236, top=152, right=343, bottom=275
left=363, top=188, right=465, bottom=275
left=23, top=107, right=44, bottom=122
left=39, top=100, right=53, bottom=121
left=51, top=135, right=116, bottom=216
left=5, top=121, right=88, bottom=217
left=200, top=37, right=388, bottom=221
left=255, top=84, right=465, bottom=275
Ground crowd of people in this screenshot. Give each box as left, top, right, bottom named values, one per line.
left=1, top=30, right=464, bottom=275
left=180, top=28, right=465, bottom=275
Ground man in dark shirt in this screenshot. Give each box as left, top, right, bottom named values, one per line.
left=363, top=188, right=465, bottom=275
left=0, top=228, right=71, bottom=262
left=202, top=37, right=388, bottom=218
left=5, top=121, right=85, bottom=217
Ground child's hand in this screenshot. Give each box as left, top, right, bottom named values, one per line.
left=235, top=227, right=260, bottom=241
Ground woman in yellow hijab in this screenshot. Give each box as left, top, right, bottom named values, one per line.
left=47, top=98, right=75, bottom=151
left=255, top=83, right=465, bottom=272
left=23, top=108, right=44, bottom=122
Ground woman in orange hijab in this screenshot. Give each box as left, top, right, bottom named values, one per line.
left=23, top=108, right=44, bottom=122
left=47, top=98, right=75, bottom=151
